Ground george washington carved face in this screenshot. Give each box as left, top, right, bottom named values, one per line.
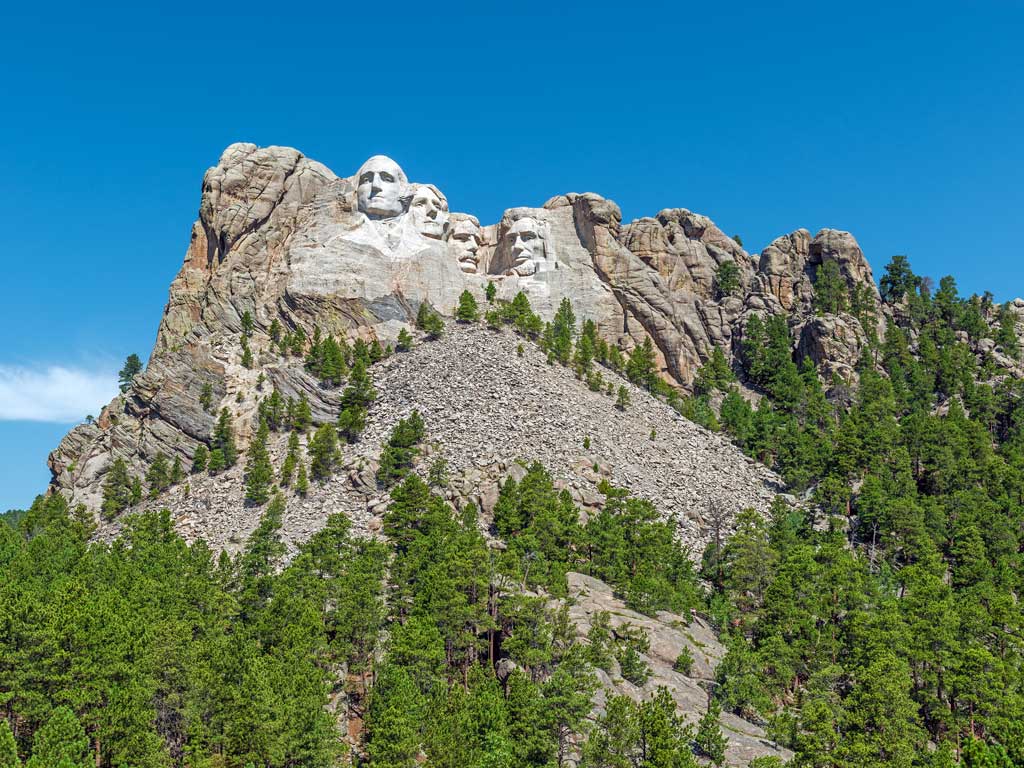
left=356, top=155, right=409, bottom=219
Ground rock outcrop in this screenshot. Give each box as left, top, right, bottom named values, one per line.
left=50, top=142, right=877, bottom=523
left=91, top=324, right=784, bottom=557
left=567, top=572, right=793, bottom=765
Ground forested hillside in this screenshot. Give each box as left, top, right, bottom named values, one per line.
left=3, top=250, right=1024, bottom=768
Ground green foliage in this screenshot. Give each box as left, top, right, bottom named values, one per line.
left=694, top=347, right=736, bottom=395
left=396, top=327, right=413, bottom=352
left=377, top=410, right=426, bottom=487
left=996, top=302, right=1020, bottom=358
left=305, top=331, right=349, bottom=386
left=199, top=381, right=214, bottom=412
left=550, top=298, right=576, bottom=365
left=240, top=334, right=254, bottom=368
left=25, top=706, right=89, bottom=768
left=101, top=457, right=135, bottom=519
left=625, top=337, right=658, bottom=389
left=694, top=698, right=727, bottom=766
left=615, top=385, right=630, bottom=410
left=485, top=281, right=497, bottom=303
left=416, top=302, right=445, bottom=339
left=715, top=260, right=741, bottom=298
left=118, top=353, right=142, bottom=393
left=244, top=418, right=274, bottom=504
left=813, top=260, right=849, bottom=314
left=337, top=359, right=376, bottom=443
left=145, top=452, right=170, bottom=498
left=191, top=444, right=208, bottom=473
left=210, top=407, right=237, bottom=471
left=673, top=646, right=694, bottom=675
left=307, top=423, right=340, bottom=481
left=456, top=290, right=480, bottom=323
left=0, top=720, right=19, bottom=768
left=880, top=254, right=917, bottom=303
left=582, top=690, right=697, bottom=768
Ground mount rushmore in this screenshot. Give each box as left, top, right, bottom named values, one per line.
left=49, top=143, right=884, bottom=514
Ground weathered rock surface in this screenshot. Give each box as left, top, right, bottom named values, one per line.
left=94, top=324, right=784, bottom=558
left=567, top=572, right=793, bottom=765
left=47, top=142, right=879, bottom=526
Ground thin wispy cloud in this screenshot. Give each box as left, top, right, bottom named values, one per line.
left=0, top=365, right=119, bottom=423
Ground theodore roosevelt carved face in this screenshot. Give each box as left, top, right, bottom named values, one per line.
left=356, top=155, right=408, bottom=219
left=449, top=216, right=483, bottom=272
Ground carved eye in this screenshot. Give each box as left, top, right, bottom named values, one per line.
left=380, top=172, right=394, bottom=182
left=521, top=232, right=535, bottom=241
left=359, top=172, right=374, bottom=185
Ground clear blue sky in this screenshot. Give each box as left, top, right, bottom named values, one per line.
left=1, top=0, right=1022, bottom=511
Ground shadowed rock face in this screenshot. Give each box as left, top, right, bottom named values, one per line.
left=50, top=142, right=881, bottom=515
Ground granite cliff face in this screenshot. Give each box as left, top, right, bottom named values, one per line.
left=50, top=142, right=882, bottom=521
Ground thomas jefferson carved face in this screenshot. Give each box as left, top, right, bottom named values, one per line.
left=449, top=217, right=483, bottom=273
left=508, top=216, right=547, bottom=276
left=410, top=184, right=449, bottom=240
left=356, top=155, right=408, bottom=219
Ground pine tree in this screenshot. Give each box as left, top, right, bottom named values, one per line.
left=813, top=260, right=849, bottom=314
left=456, top=290, right=479, bottom=323
left=695, top=698, right=727, bottom=766
left=244, top=419, right=274, bottom=504
left=485, top=281, right=497, bottom=303
left=280, top=431, right=299, bottom=487
left=295, top=461, right=309, bottom=496
left=338, top=359, right=376, bottom=443
left=0, top=718, right=21, bottom=768
left=240, top=335, right=254, bottom=369
left=191, top=444, right=208, bottom=473
left=240, top=310, right=254, bottom=337
left=996, top=303, right=1020, bottom=358
left=25, top=706, right=89, bottom=768
left=880, top=254, right=917, bottom=303
left=293, top=394, right=313, bottom=432
left=396, top=327, right=413, bottom=352
left=211, top=408, right=238, bottom=469
left=615, top=385, right=630, bottom=411
left=101, top=458, right=134, bottom=519
left=118, top=353, right=143, bottom=392
left=145, top=453, right=171, bottom=498
left=625, top=337, right=657, bottom=389
left=551, top=298, right=576, bottom=365
left=199, top=382, right=214, bottom=412
left=694, top=347, right=736, bottom=395
left=308, top=423, right=340, bottom=481
left=376, top=410, right=426, bottom=487
left=268, top=318, right=282, bottom=343
left=169, top=455, right=184, bottom=485
left=715, top=260, right=741, bottom=297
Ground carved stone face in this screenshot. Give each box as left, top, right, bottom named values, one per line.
left=508, top=216, right=546, bottom=276
left=356, top=155, right=408, bottom=219
left=410, top=185, right=449, bottom=240
left=449, top=218, right=483, bottom=273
